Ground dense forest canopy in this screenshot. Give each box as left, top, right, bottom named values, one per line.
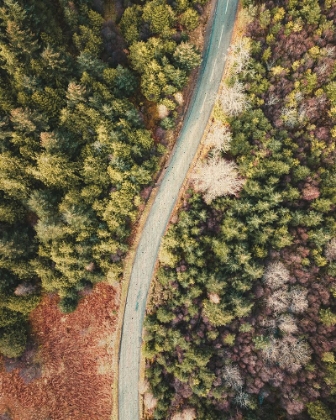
left=144, top=0, right=336, bottom=419
left=0, top=0, right=205, bottom=358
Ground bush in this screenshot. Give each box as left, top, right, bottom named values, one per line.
left=0, top=323, right=28, bottom=358
left=59, top=294, right=80, bottom=313
left=306, top=401, right=333, bottom=420
left=160, top=117, right=175, bottom=130
left=180, top=9, right=199, bottom=31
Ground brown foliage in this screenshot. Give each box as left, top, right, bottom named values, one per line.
left=302, top=184, right=320, bottom=201
left=0, top=282, right=119, bottom=420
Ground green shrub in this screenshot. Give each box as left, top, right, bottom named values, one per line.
left=0, top=323, right=28, bottom=358
left=306, top=401, right=333, bottom=420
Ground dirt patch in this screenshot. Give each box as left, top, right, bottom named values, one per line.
left=0, top=282, right=120, bottom=420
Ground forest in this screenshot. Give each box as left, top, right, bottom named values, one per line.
left=144, top=0, right=336, bottom=419
left=0, top=0, right=204, bottom=358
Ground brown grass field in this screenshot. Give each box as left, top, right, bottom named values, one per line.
left=0, top=282, right=120, bottom=420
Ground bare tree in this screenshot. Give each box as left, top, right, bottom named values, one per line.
left=144, top=392, right=158, bottom=411
left=263, top=261, right=290, bottom=290
left=234, top=390, right=250, bottom=408
left=278, top=338, right=312, bottom=371
left=219, top=82, right=247, bottom=117
left=191, top=158, right=245, bottom=203
left=226, top=37, right=251, bottom=75
left=325, top=238, right=336, bottom=261
left=263, top=338, right=311, bottom=371
left=260, top=318, right=277, bottom=333
left=326, top=45, right=335, bottom=57
left=263, top=338, right=280, bottom=363
left=204, top=122, right=231, bottom=154
left=171, top=408, right=196, bottom=420
left=289, top=288, right=308, bottom=314
left=277, top=314, right=298, bottom=335
left=281, top=106, right=298, bottom=128
left=267, top=289, right=290, bottom=314
left=266, top=93, right=280, bottom=106
left=316, top=62, right=329, bottom=76
left=222, top=364, right=243, bottom=390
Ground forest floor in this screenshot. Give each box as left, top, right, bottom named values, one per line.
left=0, top=282, right=120, bottom=420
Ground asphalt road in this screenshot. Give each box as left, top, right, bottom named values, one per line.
left=118, top=0, right=238, bottom=418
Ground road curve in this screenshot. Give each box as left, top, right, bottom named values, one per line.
left=118, top=0, right=238, bottom=418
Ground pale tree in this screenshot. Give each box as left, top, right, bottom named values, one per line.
left=222, top=364, right=243, bottom=390
left=267, top=289, right=290, bottom=314
left=10, top=108, right=36, bottom=133
left=139, top=379, right=149, bottom=395
left=277, top=314, right=298, bottom=335
left=325, top=238, right=336, bottom=261
left=234, top=390, right=250, bottom=408
left=157, top=103, right=169, bottom=119
left=277, top=338, right=312, bottom=372
left=14, top=283, right=36, bottom=296
left=263, top=261, right=290, bottom=290
left=191, top=158, right=244, bottom=204
left=208, top=292, right=220, bottom=304
left=143, top=392, right=157, bottom=411
left=66, top=81, right=87, bottom=104
left=171, top=408, right=196, bottom=420
left=289, top=288, right=308, bottom=313
left=204, top=122, right=231, bottom=155
left=41, top=45, right=64, bottom=70
left=281, top=106, right=299, bottom=128
left=174, top=92, right=184, bottom=106
left=227, top=37, right=251, bottom=75
left=219, top=81, right=247, bottom=117
left=263, top=337, right=311, bottom=372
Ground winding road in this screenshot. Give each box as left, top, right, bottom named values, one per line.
left=118, top=0, right=238, bottom=418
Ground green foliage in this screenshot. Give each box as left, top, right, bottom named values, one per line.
left=173, top=42, right=201, bottom=71
left=144, top=0, right=336, bottom=417
left=180, top=8, right=199, bottom=31
left=0, top=0, right=207, bottom=357
left=306, top=401, right=333, bottom=420
left=143, top=1, right=175, bottom=35
left=223, top=333, right=235, bottom=346
left=203, top=301, right=234, bottom=326
left=0, top=0, right=196, bottom=357
left=59, top=293, right=80, bottom=314
left=320, top=308, right=336, bottom=326
left=121, top=0, right=203, bottom=105
left=0, top=323, right=28, bottom=358
left=120, top=6, right=142, bottom=44
left=322, top=352, right=336, bottom=364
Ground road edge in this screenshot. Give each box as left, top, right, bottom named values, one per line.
left=139, top=1, right=244, bottom=418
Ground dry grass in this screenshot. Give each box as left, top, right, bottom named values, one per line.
left=0, top=282, right=119, bottom=420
